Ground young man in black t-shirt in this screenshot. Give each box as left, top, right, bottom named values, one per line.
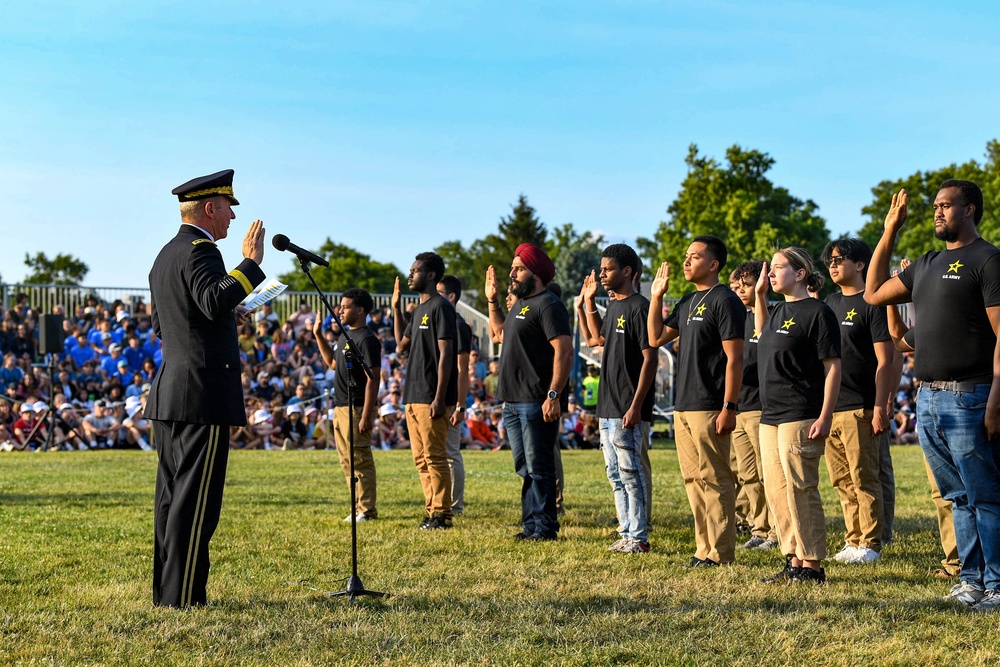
left=314, top=288, right=382, bottom=522
left=393, top=253, right=457, bottom=530
left=579, top=244, right=656, bottom=554
left=867, top=180, right=1000, bottom=610
left=648, top=235, right=745, bottom=566
left=485, top=243, right=572, bottom=541
left=437, top=274, right=474, bottom=516
left=728, top=260, right=777, bottom=551
left=821, top=238, right=892, bottom=565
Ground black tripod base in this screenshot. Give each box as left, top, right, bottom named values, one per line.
left=325, top=575, right=385, bottom=601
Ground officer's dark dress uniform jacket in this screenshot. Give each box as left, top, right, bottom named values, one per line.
left=148, top=223, right=264, bottom=607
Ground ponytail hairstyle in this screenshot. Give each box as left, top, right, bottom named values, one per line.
left=778, top=246, right=825, bottom=292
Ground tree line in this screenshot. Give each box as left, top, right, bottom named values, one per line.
left=19, top=139, right=1000, bottom=307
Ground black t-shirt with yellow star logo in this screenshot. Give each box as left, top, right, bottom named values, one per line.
left=739, top=310, right=762, bottom=411
left=899, top=237, right=1000, bottom=382
left=402, top=294, right=458, bottom=405
left=664, top=284, right=746, bottom=411
left=496, top=289, right=571, bottom=403
left=597, top=293, right=654, bottom=421
left=758, top=298, right=841, bottom=425
left=824, top=291, right=890, bottom=411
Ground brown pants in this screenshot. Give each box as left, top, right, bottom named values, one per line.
left=732, top=410, right=775, bottom=540
left=334, top=406, right=377, bottom=518
left=406, top=403, right=453, bottom=517
left=674, top=410, right=736, bottom=564
left=760, top=420, right=827, bottom=561
left=924, top=452, right=960, bottom=574
left=825, top=409, right=884, bottom=550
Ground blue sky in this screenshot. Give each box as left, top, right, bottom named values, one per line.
left=2, top=1, right=999, bottom=288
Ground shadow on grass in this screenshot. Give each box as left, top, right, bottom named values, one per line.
left=0, top=492, right=146, bottom=506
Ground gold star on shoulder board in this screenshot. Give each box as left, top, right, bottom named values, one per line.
left=844, top=308, right=857, bottom=321
left=421, top=314, right=429, bottom=325
left=616, top=315, right=626, bottom=329
left=948, top=260, right=964, bottom=273
left=781, top=317, right=796, bottom=330
left=519, top=306, right=530, bottom=316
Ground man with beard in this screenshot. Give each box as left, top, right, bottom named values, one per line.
left=578, top=243, right=657, bottom=553
left=867, top=181, right=1000, bottom=611
left=647, top=235, right=745, bottom=567
left=485, top=244, right=572, bottom=541
left=392, top=252, right=457, bottom=530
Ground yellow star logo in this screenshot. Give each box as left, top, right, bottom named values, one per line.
left=616, top=315, right=626, bottom=329
left=845, top=308, right=857, bottom=321
left=696, top=304, right=707, bottom=316
left=421, top=314, right=429, bottom=325
left=752, top=329, right=760, bottom=338
left=519, top=306, right=530, bottom=316
left=948, top=260, right=963, bottom=273
left=781, top=317, right=796, bottom=330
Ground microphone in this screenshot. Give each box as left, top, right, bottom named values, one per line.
left=272, top=234, right=329, bottom=267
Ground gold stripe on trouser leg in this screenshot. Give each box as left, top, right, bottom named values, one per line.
left=182, top=425, right=219, bottom=607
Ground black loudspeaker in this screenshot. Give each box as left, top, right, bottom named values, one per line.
left=39, top=314, right=65, bottom=355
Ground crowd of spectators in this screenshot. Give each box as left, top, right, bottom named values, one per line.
left=0, top=293, right=601, bottom=455
left=0, top=291, right=918, bottom=455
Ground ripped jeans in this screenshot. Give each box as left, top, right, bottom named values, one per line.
left=600, top=418, right=650, bottom=543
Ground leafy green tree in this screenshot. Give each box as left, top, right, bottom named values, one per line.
left=859, top=140, right=1000, bottom=261
left=23, top=252, right=89, bottom=285
left=637, top=144, right=830, bottom=297
left=435, top=194, right=550, bottom=310
left=549, top=222, right=604, bottom=304
left=277, top=239, right=402, bottom=294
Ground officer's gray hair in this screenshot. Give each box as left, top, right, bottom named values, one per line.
left=179, top=200, right=205, bottom=222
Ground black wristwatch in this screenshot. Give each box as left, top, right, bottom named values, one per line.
left=722, top=401, right=738, bottom=411
left=455, top=405, right=466, bottom=412
left=547, top=390, right=559, bottom=401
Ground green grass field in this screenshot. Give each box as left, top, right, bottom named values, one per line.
left=1, top=443, right=997, bottom=666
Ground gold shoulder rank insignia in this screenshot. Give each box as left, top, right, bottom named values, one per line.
left=192, top=239, right=217, bottom=246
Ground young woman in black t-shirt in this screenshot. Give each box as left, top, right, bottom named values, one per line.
left=754, top=247, right=842, bottom=584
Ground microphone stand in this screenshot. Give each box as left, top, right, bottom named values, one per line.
left=294, top=257, right=385, bottom=602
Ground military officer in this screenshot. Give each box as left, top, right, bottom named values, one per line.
left=147, top=169, right=265, bottom=607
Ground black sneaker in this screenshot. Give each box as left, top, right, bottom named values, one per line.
left=524, top=532, right=557, bottom=542
left=418, top=516, right=432, bottom=529
left=693, top=558, right=720, bottom=568
left=513, top=532, right=531, bottom=540
left=420, top=514, right=452, bottom=530
left=685, top=557, right=704, bottom=567
left=789, top=566, right=826, bottom=584
left=761, top=556, right=800, bottom=584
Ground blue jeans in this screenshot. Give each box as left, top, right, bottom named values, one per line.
left=917, top=384, right=1000, bottom=589
left=503, top=402, right=560, bottom=538
left=600, top=419, right=649, bottom=543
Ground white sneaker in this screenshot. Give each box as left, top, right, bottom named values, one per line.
left=831, top=544, right=860, bottom=563
left=944, top=581, right=986, bottom=606
left=972, top=589, right=1000, bottom=613
left=0, top=442, right=13, bottom=452
left=845, top=546, right=881, bottom=564
left=77, top=441, right=90, bottom=451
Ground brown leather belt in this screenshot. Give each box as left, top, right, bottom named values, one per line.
left=924, top=377, right=993, bottom=392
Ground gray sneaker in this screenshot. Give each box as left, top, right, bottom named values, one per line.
left=737, top=535, right=766, bottom=550
left=971, top=589, right=1000, bottom=613
left=753, top=539, right=779, bottom=551
left=944, top=581, right=986, bottom=606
